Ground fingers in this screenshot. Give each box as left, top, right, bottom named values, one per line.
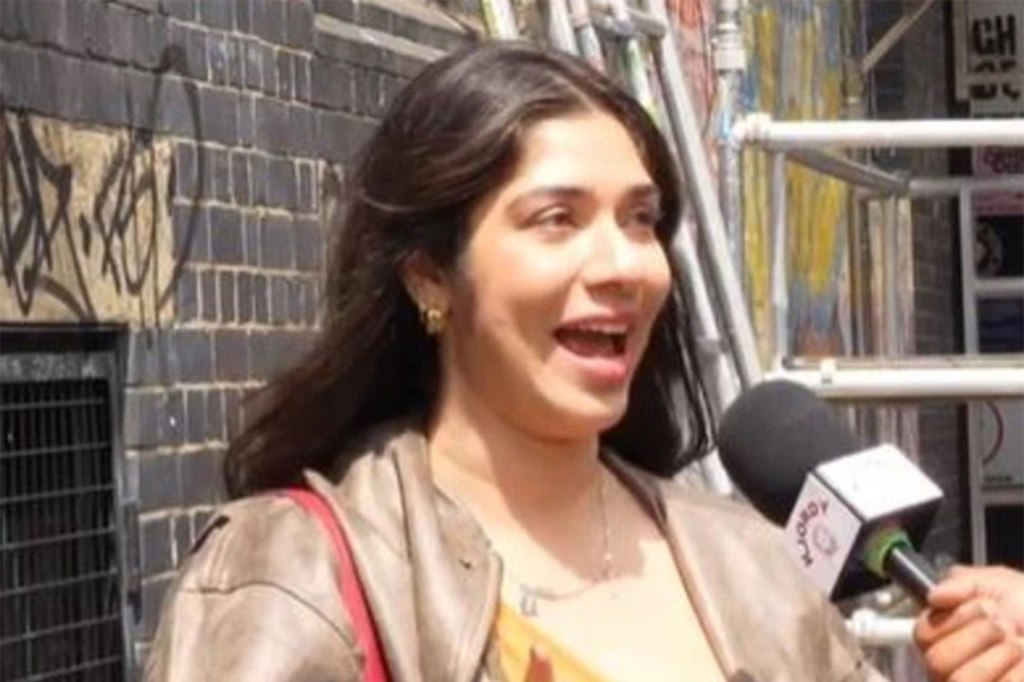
left=524, top=645, right=554, bottom=682
left=917, top=599, right=1000, bottom=648
left=918, top=612, right=1017, bottom=681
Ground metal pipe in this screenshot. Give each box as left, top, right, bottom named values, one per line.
left=976, top=277, right=1024, bottom=298
left=546, top=0, right=579, bottom=53
left=734, top=114, right=1024, bottom=150
left=883, top=196, right=900, bottom=356
left=588, top=0, right=665, bottom=37
left=787, top=149, right=909, bottom=194
left=567, top=0, right=606, bottom=70
left=848, top=609, right=915, bottom=647
left=770, top=152, right=789, bottom=363
left=908, top=175, right=1024, bottom=198
left=714, top=0, right=747, bottom=281
left=648, top=0, right=764, bottom=389
left=771, top=365, right=1024, bottom=401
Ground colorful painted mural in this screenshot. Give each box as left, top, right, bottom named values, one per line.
left=739, top=0, right=851, bottom=362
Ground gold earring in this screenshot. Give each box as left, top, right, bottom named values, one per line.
left=421, top=306, right=447, bottom=335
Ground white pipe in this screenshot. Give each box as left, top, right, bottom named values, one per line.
left=788, top=149, right=908, bottom=194
left=908, top=175, right=1024, bottom=198
left=976, top=278, right=1024, bottom=298
left=770, top=152, right=789, bottom=360
left=848, top=609, right=915, bottom=647
left=735, top=113, right=1024, bottom=150
left=771, top=365, right=1024, bottom=401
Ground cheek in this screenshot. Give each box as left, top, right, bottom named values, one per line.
left=645, top=247, right=673, bottom=313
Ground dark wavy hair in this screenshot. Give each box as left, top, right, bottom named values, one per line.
left=224, top=42, right=714, bottom=497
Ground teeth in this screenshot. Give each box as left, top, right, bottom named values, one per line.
left=571, top=324, right=628, bottom=335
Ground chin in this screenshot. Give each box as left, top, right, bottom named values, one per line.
left=542, top=390, right=629, bottom=438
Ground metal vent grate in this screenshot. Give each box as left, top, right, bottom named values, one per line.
left=1, top=379, right=126, bottom=682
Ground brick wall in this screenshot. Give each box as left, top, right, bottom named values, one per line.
left=0, top=0, right=471, bottom=669
left=866, top=0, right=967, bottom=561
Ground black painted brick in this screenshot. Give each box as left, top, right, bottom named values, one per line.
left=200, top=269, right=218, bottom=322
left=261, top=44, right=279, bottom=96
left=295, top=55, right=311, bottom=103
left=296, top=162, right=315, bottom=214
left=242, top=37, right=262, bottom=90
left=314, top=0, right=354, bottom=23
left=173, top=329, right=213, bottom=383
left=209, top=147, right=232, bottom=203
left=235, top=0, right=252, bottom=33
left=227, top=36, right=243, bottom=88
left=242, top=212, right=260, bottom=265
left=0, top=43, right=37, bottom=110
left=256, top=99, right=291, bottom=155
left=199, top=0, right=234, bottom=30
left=108, top=3, right=136, bottom=65
left=155, top=75, right=200, bottom=138
left=317, top=110, right=373, bottom=164
left=286, top=0, right=314, bottom=48
left=288, top=279, right=304, bottom=325
left=181, top=449, right=225, bottom=506
left=133, top=12, right=168, bottom=71
left=267, top=157, right=297, bottom=210
left=207, top=33, right=230, bottom=86
left=224, top=388, right=243, bottom=440
left=311, top=58, right=353, bottom=110
left=269, top=276, right=289, bottom=326
left=140, top=577, right=171, bottom=639
left=140, top=516, right=174, bottom=576
left=188, top=25, right=209, bottom=81
left=174, top=267, right=199, bottom=322
left=277, top=50, right=294, bottom=100
left=214, top=329, right=250, bottom=381
left=127, top=330, right=176, bottom=387
left=293, top=217, right=322, bottom=271
left=250, top=154, right=268, bottom=205
left=185, top=389, right=206, bottom=444
left=205, top=389, right=224, bottom=441
left=260, top=215, right=295, bottom=270
left=238, top=92, right=256, bottom=147
left=252, top=274, right=269, bottom=324
left=175, top=143, right=199, bottom=200
left=199, top=86, right=238, bottom=146
left=237, top=272, right=254, bottom=323
left=172, top=513, right=192, bottom=565
left=0, top=0, right=26, bottom=41
left=85, top=60, right=130, bottom=127
left=84, top=0, right=112, bottom=60
left=252, top=0, right=286, bottom=44
left=219, top=271, right=237, bottom=323
left=125, top=391, right=159, bottom=449
left=305, top=280, right=319, bottom=325
left=231, top=151, right=252, bottom=206
left=359, top=3, right=391, bottom=33
left=289, top=105, right=318, bottom=159
left=210, top=206, right=244, bottom=265
left=160, top=0, right=194, bottom=21
left=172, top=202, right=207, bottom=262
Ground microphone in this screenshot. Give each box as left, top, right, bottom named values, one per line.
left=717, top=379, right=944, bottom=603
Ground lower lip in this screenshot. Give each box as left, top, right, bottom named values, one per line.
left=554, top=342, right=632, bottom=385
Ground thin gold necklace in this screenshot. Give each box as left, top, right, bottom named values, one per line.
left=503, top=469, right=614, bottom=617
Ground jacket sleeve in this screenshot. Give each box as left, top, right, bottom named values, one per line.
left=142, top=496, right=363, bottom=681
left=143, top=582, right=361, bottom=681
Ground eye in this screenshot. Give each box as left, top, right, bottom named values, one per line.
left=531, top=206, right=577, bottom=231
left=624, top=204, right=662, bottom=234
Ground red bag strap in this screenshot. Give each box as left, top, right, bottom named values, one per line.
left=282, top=488, right=390, bottom=682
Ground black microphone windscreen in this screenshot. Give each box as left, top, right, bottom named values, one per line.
left=718, top=380, right=862, bottom=525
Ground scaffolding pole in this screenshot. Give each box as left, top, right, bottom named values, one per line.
left=735, top=114, right=1024, bottom=150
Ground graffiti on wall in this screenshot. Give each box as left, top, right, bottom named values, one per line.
left=1, top=113, right=174, bottom=324
left=1, top=46, right=202, bottom=326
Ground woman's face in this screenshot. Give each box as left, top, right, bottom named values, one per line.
left=438, top=110, right=673, bottom=440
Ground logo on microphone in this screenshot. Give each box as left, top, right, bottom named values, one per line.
left=793, top=498, right=835, bottom=567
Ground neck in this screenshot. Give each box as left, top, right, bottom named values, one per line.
left=427, top=380, right=603, bottom=522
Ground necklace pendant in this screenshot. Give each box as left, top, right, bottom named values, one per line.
left=519, top=586, right=539, bottom=618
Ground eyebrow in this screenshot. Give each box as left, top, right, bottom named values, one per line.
left=507, top=184, right=662, bottom=214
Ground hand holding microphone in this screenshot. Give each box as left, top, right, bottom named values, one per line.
left=717, top=380, right=1024, bottom=682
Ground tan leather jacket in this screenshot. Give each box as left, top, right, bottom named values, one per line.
left=145, top=419, right=884, bottom=681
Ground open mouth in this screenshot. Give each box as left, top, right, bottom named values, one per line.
left=553, top=326, right=628, bottom=358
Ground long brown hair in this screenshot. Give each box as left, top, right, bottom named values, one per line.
left=224, top=42, right=714, bottom=497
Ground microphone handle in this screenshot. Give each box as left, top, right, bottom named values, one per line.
left=884, top=544, right=940, bottom=603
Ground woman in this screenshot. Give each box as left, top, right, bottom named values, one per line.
left=146, top=42, right=878, bottom=681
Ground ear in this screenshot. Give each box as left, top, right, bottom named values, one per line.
left=399, top=250, right=451, bottom=312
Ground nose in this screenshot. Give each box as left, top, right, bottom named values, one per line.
left=581, top=216, right=646, bottom=295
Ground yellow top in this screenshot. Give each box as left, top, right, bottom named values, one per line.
left=494, top=601, right=611, bottom=682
